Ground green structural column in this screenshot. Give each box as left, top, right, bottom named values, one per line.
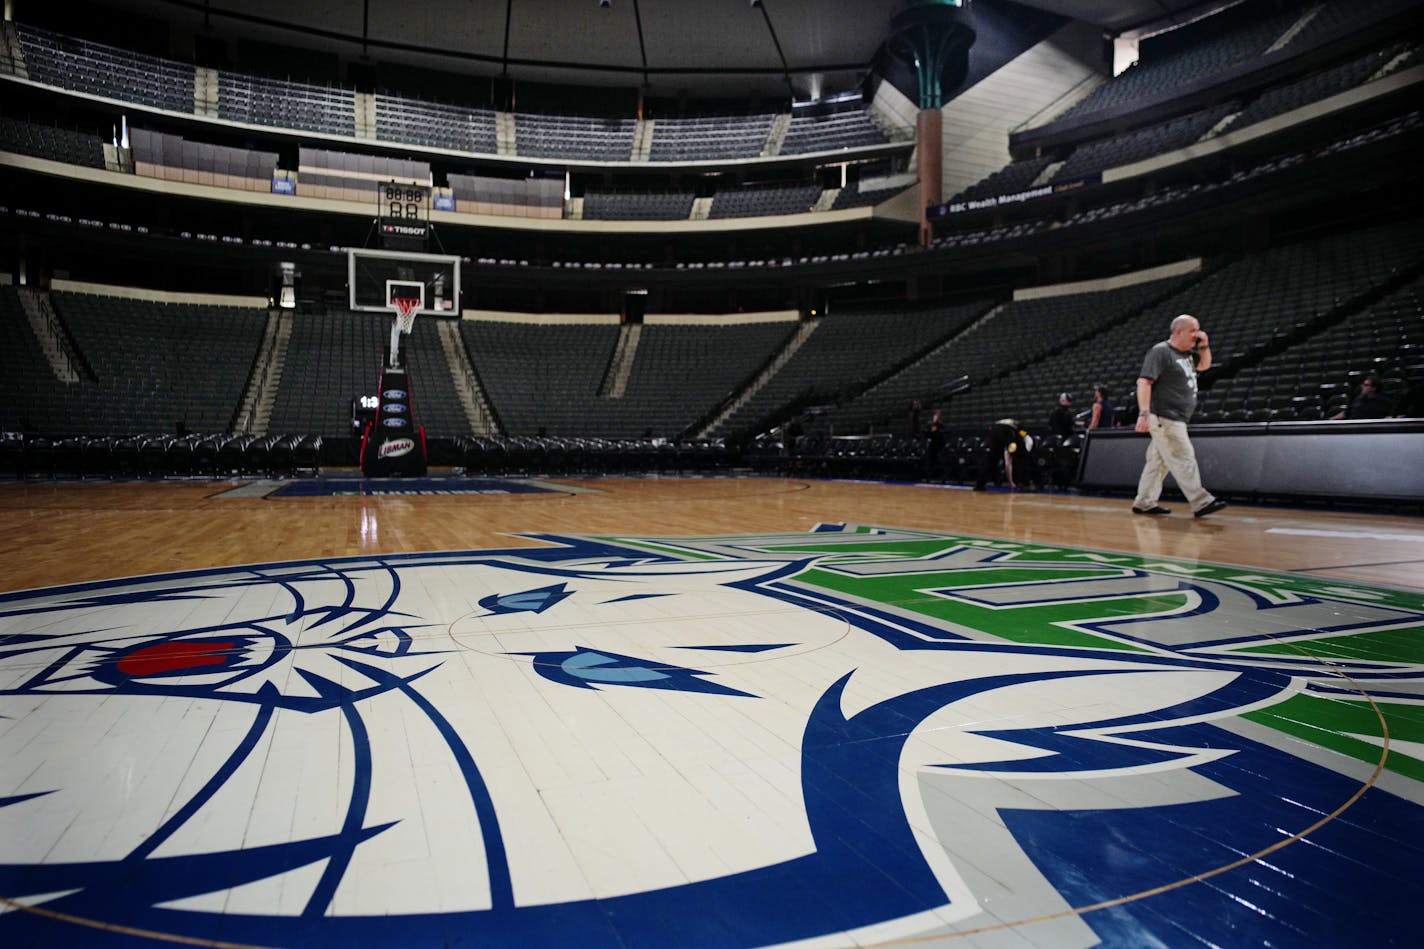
left=889, top=0, right=976, bottom=244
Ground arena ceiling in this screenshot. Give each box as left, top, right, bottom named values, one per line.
left=92, top=0, right=1225, bottom=97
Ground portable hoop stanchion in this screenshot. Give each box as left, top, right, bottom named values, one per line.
left=360, top=296, right=428, bottom=477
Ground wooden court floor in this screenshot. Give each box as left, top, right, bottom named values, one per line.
left=0, top=476, right=1421, bottom=948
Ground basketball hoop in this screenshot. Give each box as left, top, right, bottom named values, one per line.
left=388, top=296, right=421, bottom=369
left=393, top=297, right=420, bottom=335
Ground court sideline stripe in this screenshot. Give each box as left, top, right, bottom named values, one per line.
left=1292, top=558, right=1424, bottom=572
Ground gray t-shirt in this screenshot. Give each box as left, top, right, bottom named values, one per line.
left=1140, top=341, right=1199, bottom=422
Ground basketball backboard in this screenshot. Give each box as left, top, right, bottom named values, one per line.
left=348, top=248, right=460, bottom=314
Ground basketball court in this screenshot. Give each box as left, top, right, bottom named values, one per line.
left=1, top=476, right=1421, bottom=947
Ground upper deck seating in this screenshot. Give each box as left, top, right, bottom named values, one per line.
left=647, top=114, right=774, bottom=161
left=780, top=110, right=888, bottom=155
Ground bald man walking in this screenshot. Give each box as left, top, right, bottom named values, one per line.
left=1132, top=314, right=1228, bottom=518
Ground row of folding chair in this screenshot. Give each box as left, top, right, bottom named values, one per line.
left=452, top=435, right=733, bottom=476
left=0, top=433, right=322, bottom=479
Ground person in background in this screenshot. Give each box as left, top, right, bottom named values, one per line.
left=1048, top=392, right=1076, bottom=438
left=924, top=408, right=944, bottom=479
left=974, top=418, right=1031, bottom=491
left=1331, top=374, right=1391, bottom=420
left=1132, top=314, right=1227, bottom=518
left=783, top=416, right=803, bottom=458
left=1088, top=383, right=1116, bottom=430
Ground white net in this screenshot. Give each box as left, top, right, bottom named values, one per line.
left=394, top=300, right=419, bottom=335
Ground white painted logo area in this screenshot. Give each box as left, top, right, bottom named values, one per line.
left=0, top=527, right=1419, bottom=949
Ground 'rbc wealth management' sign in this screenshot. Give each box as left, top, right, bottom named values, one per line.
left=928, top=173, right=1101, bottom=219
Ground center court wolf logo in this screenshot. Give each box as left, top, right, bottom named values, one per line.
left=0, top=526, right=1421, bottom=947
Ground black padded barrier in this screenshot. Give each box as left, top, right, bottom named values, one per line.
left=1077, top=420, right=1424, bottom=502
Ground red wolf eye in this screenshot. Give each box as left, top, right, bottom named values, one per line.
left=116, top=640, right=239, bottom=677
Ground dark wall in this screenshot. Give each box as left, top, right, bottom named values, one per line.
left=14, top=0, right=171, bottom=56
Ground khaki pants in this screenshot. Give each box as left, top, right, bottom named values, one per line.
left=1134, top=416, right=1215, bottom=513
